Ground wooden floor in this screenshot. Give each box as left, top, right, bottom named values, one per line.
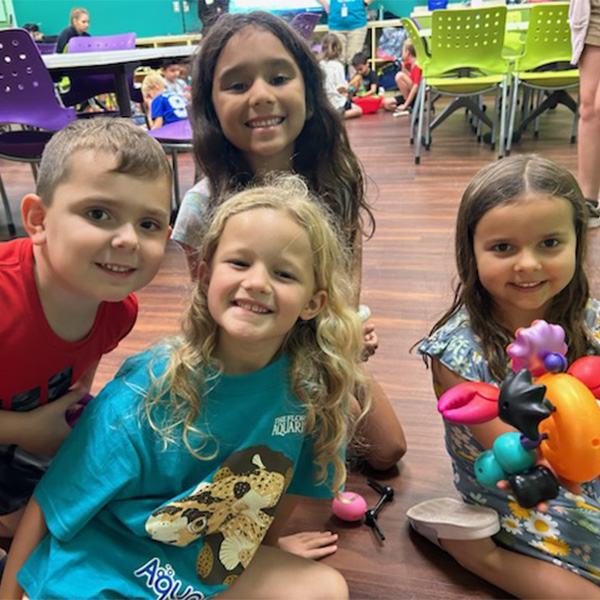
left=2, top=104, right=599, bottom=599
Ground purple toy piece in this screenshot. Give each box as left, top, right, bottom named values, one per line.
left=507, top=320, right=568, bottom=376
left=66, top=393, right=94, bottom=428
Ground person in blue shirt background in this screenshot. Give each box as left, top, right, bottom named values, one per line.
left=317, top=0, right=375, bottom=76
left=142, top=71, right=188, bottom=130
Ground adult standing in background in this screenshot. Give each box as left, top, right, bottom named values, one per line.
left=197, top=0, right=228, bottom=34
left=317, top=0, right=374, bottom=76
left=55, top=7, right=90, bottom=53
left=570, top=0, right=600, bottom=227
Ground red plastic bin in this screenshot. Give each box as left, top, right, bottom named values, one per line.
left=353, top=95, right=383, bottom=114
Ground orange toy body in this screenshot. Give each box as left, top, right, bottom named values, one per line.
left=536, top=372, right=600, bottom=482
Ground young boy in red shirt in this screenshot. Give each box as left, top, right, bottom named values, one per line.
left=0, top=119, right=172, bottom=557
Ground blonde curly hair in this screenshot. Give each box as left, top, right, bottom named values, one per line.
left=146, top=174, right=369, bottom=494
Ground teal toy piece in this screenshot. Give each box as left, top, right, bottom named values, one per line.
left=474, top=432, right=537, bottom=490
left=474, top=451, right=507, bottom=489
left=493, top=432, right=536, bottom=474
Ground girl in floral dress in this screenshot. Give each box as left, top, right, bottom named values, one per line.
left=414, top=155, right=600, bottom=599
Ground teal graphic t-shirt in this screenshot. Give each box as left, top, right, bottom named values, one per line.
left=19, top=349, right=337, bottom=599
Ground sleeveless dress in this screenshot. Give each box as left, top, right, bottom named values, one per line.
left=418, top=300, right=600, bottom=585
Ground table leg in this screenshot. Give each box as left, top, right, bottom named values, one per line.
left=113, top=64, right=133, bottom=118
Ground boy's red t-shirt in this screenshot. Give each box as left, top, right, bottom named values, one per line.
left=0, top=237, right=138, bottom=410
left=410, top=64, right=423, bottom=86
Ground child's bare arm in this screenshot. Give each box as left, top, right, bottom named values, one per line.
left=348, top=74, right=362, bottom=91
left=0, top=362, right=97, bottom=456
left=351, top=370, right=406, bottom=470
left=264, top=495, right=300, bottom=546
left=362, top=82, right=377, bottom=97
left=0, top=498, right=48, bottom=600
left=0, top=391, right=79, bottom=456
left=431, top=359, right=515, bottom=450
left=398, top=83, right=419, bottom=111
left=150, top=115, right=164, bottom=130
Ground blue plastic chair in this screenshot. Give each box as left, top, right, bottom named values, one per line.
left=0, top=29, right=76, bottom=238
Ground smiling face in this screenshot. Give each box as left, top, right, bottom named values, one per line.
left=31, top=150, right=171, bottom=306
left=200, top=208, right=326, bottom=372
left=473, top=193, right=577, bottom=331
left=211, top=26, right=307, bottom=174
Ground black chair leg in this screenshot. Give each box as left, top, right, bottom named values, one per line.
left=0, top=171, right=16, bottom=239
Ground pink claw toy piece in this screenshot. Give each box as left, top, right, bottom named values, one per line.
left=332, top=491, right=368, bottom=522
left=437, top=382, right=500, bottom=425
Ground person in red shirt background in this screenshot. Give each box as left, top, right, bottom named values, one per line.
left=382, top=39, right=422, bottom=116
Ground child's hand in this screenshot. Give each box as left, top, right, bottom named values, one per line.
left=15, top=389, right=81, bottom=457
left=362, top=321, right=379, bottom=361
left=278, top=531, right=338, bottom=560
left=497, top=456, right=583, bottom=513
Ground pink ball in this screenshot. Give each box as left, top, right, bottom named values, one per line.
left=332, top=491, right=367, bottom=521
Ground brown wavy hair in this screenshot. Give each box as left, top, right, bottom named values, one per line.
left=428, top=154, right=590, bottom=382
left=189, top=11, right=374, bottom=248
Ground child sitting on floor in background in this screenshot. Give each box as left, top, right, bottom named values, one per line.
left=410, top=155, right=600, bottom=599
left=160, top=59, right=191, bottom=101
left=0, top=118, right=172, bottom=577
left=348, top=52, right=379, bottom=98
left=319, top=34, right=362, bottom=120
left=382, top=39, right=422, bottom=116
left=141, top=71, right=188, bottom=130
left=1, top=175, right=369, bottom=600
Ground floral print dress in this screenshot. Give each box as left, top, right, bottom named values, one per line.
left=418, top=300, right=600, bottom=585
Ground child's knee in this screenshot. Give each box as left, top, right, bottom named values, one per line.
left=308, top=564, right=348, bottom=600
left=287, top=563, right=348, bottom=600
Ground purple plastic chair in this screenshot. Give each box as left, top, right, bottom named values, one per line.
left=60, top=33, right=137, bottom=110
left=36, top=42, right=57, bottom=54
left=148, top=119, right=194, bottom=218
left=67, top=33, right=136, bottom=52
left=0, top=28, right=76, bottom=238
left=290, top=12, right=321, bottom=41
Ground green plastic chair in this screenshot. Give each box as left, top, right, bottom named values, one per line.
left=505, top=2, right=579, bottom=154
left=412, top=5, right=511, bottom=164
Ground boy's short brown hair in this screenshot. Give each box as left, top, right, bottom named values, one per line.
left=351, top=52, right=368, bottom=67
left=36, top=118, right=172, bottom=205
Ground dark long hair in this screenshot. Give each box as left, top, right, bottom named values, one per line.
left=190, top=11, right=374, bottom=246
left=430, top=155, right=590, bottom=382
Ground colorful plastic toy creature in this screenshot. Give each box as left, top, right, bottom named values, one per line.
left=437, top=320, right=600, bottom=508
